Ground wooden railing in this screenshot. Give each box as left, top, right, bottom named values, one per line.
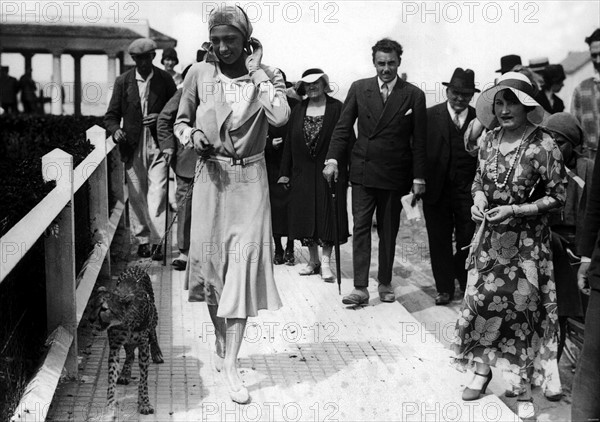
left=1, top=126, right=127, bottom=422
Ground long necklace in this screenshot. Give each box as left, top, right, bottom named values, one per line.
left=491, top=124, right=528, bottom=189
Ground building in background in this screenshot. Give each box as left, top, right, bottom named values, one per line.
left=0, top=19, right=176, bottom=116
left=561, top=51, right=594, bottom=111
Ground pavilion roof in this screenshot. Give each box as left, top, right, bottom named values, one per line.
left=0, top=22, right=177, bottom=55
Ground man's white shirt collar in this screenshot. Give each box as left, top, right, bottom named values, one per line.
left=447, top=101, right=468, bottom=126
left=378, top=75, right=398, bottom=92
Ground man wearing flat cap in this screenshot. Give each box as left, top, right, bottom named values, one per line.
left=423, top=68, right=479, bottom=305
left=104, top=37, right=177, bottom=259
left=571, top=28, right=600, bottom=161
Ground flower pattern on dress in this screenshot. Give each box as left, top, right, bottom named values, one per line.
left=453, top=127, right=567, bottom=391
left=303, top=115, right=324, bottom=158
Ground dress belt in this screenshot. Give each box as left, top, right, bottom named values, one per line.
left=208, top=151, right=264, bottom=166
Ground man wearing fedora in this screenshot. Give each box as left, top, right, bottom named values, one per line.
left=423, top=68, right=479, bottom=305
left=496, top=54, right=522, bottom=75
left=323, top=38, right=427, bottom=305
left=104, top=38, right=177, bottom=259
left=571, top=28, right=600, bottom=161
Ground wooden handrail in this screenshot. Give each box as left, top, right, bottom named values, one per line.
left=7, top=125, right=127, bottom=422
left=0, top=127, right=117, bottom=285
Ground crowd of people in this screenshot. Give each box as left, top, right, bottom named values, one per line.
left=102, top=4, right=600, bottom=418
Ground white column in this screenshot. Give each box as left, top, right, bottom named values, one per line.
left=107, top=52, right=117, bottom=86
left=51, top=51, right=63, bottom=115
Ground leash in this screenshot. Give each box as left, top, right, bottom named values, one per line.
left=131, top=156, right=207, bottom=280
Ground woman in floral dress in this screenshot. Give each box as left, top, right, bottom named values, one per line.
left=452, top=72, right=567, bottom=420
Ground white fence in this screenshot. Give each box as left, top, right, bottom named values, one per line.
left=0, top=125, right=127, bottom=422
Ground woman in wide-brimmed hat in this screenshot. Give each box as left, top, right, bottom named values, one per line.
left=451, top=72, right=567, bottom=420
left=278, top=68, right=351, bottom=282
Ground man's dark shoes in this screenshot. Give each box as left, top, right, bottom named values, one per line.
left=342, top=288, right=369, bottom=305
left=171, top=259, right=187, bottom=271
left=378, top=283, right=395, bottom=303
left=284, top=249, right=295, bottom=265
left=435, top=292, right=451, bottom=305
left=151, top=244, right=163, bottom=261
left=273, top=250, right=285, bottom=265
left=138, top=243, right=152, bottom=258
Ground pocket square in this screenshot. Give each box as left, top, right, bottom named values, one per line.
left=404, top=109, right=413, bottom=116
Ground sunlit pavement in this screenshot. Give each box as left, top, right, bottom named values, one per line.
left=47, top=207, right=572, bottom=421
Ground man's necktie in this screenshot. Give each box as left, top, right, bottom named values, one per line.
left=453, top=113, right=461, bottom=130
left=382, top=83, right=389, bottom=103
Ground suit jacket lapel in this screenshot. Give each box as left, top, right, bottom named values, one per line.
left=372, top=77, right=409, bottom=137
left=365, top=77, right=384, bottom=125
left=314, top=97, right=336, bottom=156
left=147, top=67, right=159, bottom=113
left=126, top=71, right=141, bottom=116
left=441, top=103, right=451, bottom=146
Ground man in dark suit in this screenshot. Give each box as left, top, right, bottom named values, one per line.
left=157, top=64, right=197, bottom=270
left=104, top=38, right=177, bottom=259
left=324, top=38, right=427, bottom=305
left=572, top=148, right=600, bottom=421
left=423, top=68, right=479, bottom=305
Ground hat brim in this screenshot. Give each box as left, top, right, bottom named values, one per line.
left=476, top=85, right=546, bottom=129
left=296, top=73, right=333, bottom=95
left=441, top=82, right=480, bottom=93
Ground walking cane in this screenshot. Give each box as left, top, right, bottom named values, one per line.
left=328, top=180, right=342, bottom=295
left=163, top=163, right=169, bottom=266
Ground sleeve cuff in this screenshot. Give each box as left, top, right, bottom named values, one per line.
left=251, top=68, right=270, bottom=86
left=581, top=256, right=592, bottom=263
left=325, top=159, right=338, bottom=166
left=413, top=178, right=426, bottom=184
left=176, top=127, right=194, bottom=146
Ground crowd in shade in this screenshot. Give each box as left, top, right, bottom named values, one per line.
left=97, top=6, right=599, bottom=419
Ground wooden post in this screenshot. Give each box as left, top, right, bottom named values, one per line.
left=42, top=148, right=77, bottom=377
left=107, top=136, right=127, bottom=230
left=87, top=126, right=110, bottom=278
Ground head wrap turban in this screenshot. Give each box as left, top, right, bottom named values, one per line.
left=208, top=4, right=253, bottom=40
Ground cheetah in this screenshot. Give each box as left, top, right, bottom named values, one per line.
left=90, top=266, right=163, bottom=415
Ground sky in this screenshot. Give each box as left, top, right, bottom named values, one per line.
left=1, top=0, right=599, bottom=109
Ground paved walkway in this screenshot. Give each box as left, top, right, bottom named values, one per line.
left=46, top=210, right=572, bottom=421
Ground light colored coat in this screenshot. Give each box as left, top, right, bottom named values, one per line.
left=173, top=60, right=290, bottom=318
left=174, top=61, right=289, bottom=158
